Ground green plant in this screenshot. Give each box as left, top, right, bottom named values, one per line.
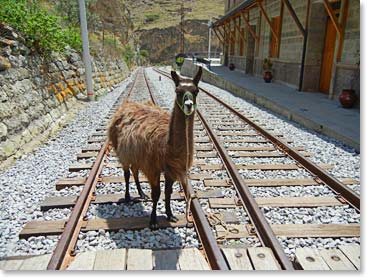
left=139, top=49, right=149, bottom=58
left=262, top=58, right=273, bottom=72
left=145, top=14, right=160, bottom=23
left=0, top=0, right=82, bottom=54
left=123, top=45, right=135, bottom=68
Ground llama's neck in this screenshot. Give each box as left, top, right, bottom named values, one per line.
left=167, top=102, right=195, bottom=166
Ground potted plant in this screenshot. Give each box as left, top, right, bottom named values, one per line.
left=339, top=50, right=359, bottom=108
left=263, top=58, right=273, bottom=83
left=229, top=63, right=235, bottom=71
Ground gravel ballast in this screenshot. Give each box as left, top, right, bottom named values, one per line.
left=0, top=75, right=133, bottom=257
left=1, top=67, right=360, bottom=261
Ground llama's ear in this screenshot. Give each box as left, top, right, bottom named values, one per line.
left=171, top=71, right=180, bottom=87
left=193, top=66, right=202, bottom=86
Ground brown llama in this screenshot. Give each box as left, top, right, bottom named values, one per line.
left=108, top=67, right=202, bottom=229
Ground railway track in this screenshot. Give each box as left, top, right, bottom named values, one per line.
left=151, top=67, right=360, bottom=270
left=0, top=67, right=360, bottom=270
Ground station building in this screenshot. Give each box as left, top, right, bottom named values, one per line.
left=212, top=0, right=360, bottom=100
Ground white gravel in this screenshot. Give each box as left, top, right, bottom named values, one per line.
left=0, top=74, right=133, bottom=257
left=2, top=66, right=360, bottom=261
left=152, top=67, right=360, bottom=258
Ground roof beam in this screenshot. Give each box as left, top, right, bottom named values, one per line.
left=336, top=0, right=349, bottom=61
left=322, top=0, right=342, bottom=35
left=213, top=27, right=224, bottom=45
left=240, top=12, right=259, bottom=42
left=257, top=0, right=278, bottom=43
left=233, top=16, right=246, bottom=44
left=281, top=0, right=306, bottom=37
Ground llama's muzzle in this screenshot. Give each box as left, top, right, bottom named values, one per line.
left=183, top=92, right=196, bottom=115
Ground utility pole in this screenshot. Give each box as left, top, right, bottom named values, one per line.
left=78, top=0, right=94, bottom=101
left=208, top=20, right=212, bottom=60
left=179, top=3, right=185, bottom=53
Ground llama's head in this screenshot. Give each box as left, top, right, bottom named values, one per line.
left=171, top=67, right=202, bottom=116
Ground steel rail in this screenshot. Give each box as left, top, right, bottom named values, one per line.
left=153, top=68, right=293, bottom=269
left=47, top=70, right=139, bottom=270
left=145, top=68, right=229, bottom=270
left=153, top=68, right=360, bottom=211
left=47, top=138, right=109, bottom=269
left=198, top=87, right=360, bottom=211
left=197, top=109, right=294, bottom=270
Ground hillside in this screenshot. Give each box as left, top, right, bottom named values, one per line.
left=125, top=0, right=224, bottom=31
left=126, top=0, right=224, bottom=64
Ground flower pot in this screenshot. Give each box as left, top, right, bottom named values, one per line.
left=339, top=89, right=357, bottom=108
left=229, top=63, right=235, bottom=71
left=263, top=71, right=272, bottom=83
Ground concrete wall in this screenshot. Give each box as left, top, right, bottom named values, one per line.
left=0, top=25, right=129, bottom=168
left=221, top=0, right=360, bottom=99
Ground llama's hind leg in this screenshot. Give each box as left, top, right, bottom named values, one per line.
left=123, top=165, right=131, bottom=203
left=150, top=176, right=161, bottom=229
left=131, top=166, right=148, bottom=200
left=164, top=176, right=178, bottom=222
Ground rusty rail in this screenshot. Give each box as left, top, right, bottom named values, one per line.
left=197, top=109, right=294, bottom=270
left=153, top=67, right=360, bottom=270
left=47, top=70, right=136, bottom=269
left=153, top=68, right=360, bottom=211
left=199, top=86, right=360, bottom=212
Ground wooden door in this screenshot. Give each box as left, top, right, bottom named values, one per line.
left=230, top=31, right=235, bottom=55
left=240, top=28, right=245, bottom=56
left=269, top=16, right=281, bottom=58
left=319, top=17, right=337, bottom=94
left=246, top=25, right=256, bottom=74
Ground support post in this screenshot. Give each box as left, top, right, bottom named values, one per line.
left=208, top=20, right=212, bottom=60
left=78, top=0, right=94, bottom=101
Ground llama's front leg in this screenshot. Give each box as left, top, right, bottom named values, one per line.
left=131, top=166, right=148, bottom=200
left=165, top=177, right=178, bottom=222
left=123, top=165, right=131, bottom=203
left=150, top=176, right=161, bottom=230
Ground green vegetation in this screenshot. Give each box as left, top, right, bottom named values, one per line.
left=0, top=0, right=82, bottom=54
left=53, top=0, right=100, bottom=30
left=122, top=45, right=135, bottom=68
left=145, top=14, right=160, bottom=23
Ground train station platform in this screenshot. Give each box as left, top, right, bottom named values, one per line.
left=181, top=60, right=360, bottom=151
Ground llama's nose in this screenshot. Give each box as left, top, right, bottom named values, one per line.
left=185, top=99, right=193, bottom=108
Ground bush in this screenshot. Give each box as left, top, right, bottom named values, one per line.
left=123, top=45, right=135, bottom=68
left=145, top=14, right=159, bottom=23
left=0, top=0, right=82, bottom=54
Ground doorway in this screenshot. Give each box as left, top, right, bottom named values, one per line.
left=319, top=17, right=337, bottom=94
left=246, top=25, right=256, bottom=75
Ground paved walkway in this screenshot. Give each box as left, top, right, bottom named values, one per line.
left=183, top=61, right=360, bottom=151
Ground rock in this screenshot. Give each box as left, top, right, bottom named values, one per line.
left=0, top=56, right=11, bottom=71
left=0, top=123, right=8, bottom=140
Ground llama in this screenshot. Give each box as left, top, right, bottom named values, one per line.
left=108, top=67, right=202, bottom=229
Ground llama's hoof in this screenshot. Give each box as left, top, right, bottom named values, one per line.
left=149, top=221, right=159, bottom=230
left=166, top=215, right=179, bottom=222
left=138, top=193, right=149, bottom=200
left=124, top=195, right=132, bottom=203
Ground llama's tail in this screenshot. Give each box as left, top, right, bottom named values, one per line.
left=107, top=116, right=120, bottom=150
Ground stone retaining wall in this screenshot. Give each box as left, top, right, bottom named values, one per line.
left=0, top=24, right=129, bottom=169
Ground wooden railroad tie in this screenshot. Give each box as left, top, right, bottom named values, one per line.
left=19, top=212, right=237, bottom=239
left=1, top=245, right=360, bottom=270
left=214, top=224, right=360, bottom=239
left=208, top=196, right=348, bottom=209
left=199, top=163, right=333, bottom=171
left=295, top=245, right=360, bottom=270
left=40, top=190, right=224, bottom=211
